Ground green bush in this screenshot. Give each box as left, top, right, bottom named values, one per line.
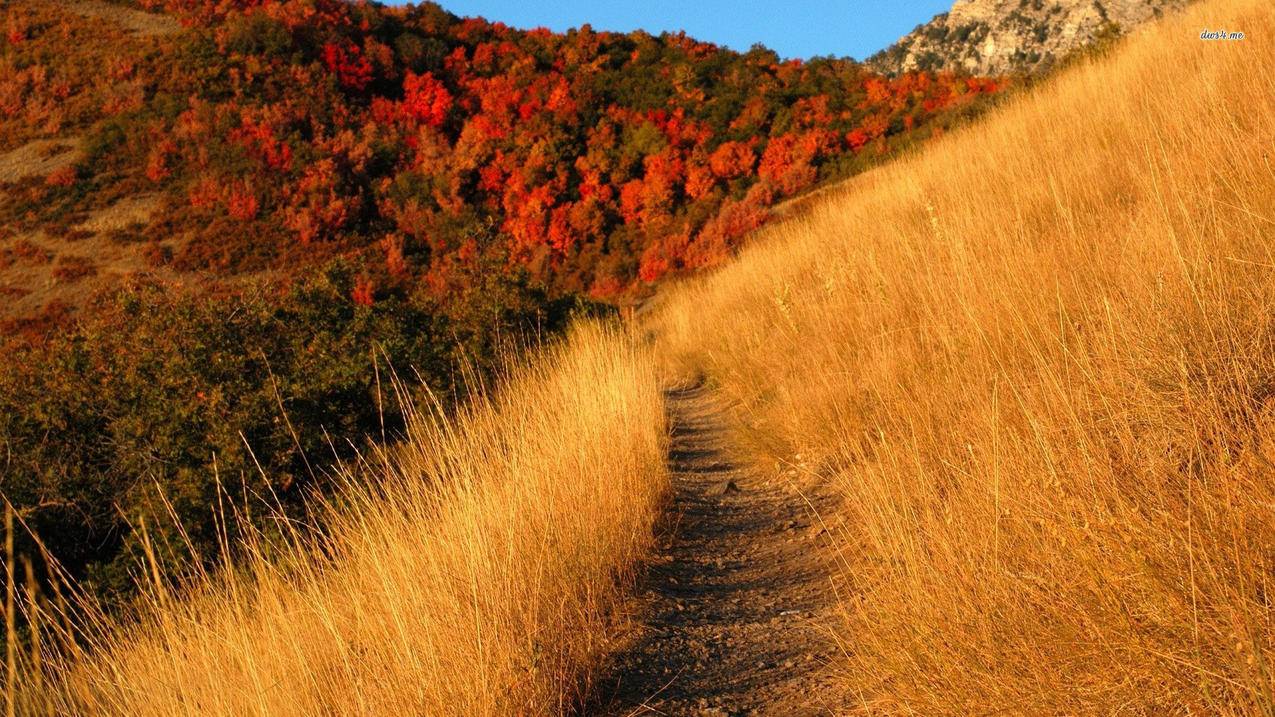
left=0, top=260, right=578, bottom=602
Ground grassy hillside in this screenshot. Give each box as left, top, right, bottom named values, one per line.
left=5, top=0, right=1272, bottom=713
left=10, top=322, right=665, bottom=715
left=653, top=0, right=1275, bottom=710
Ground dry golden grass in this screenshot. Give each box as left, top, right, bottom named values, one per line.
left=8, top=0, right=1275, bottom=713
left=10, top=322, right=665, bottom=716
left=65, top=1, right=180, bottom=37
left=652, top=0, right=1275, bottom=712
left=0, top=140, right=80, bottom=184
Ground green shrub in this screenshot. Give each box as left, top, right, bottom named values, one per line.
left=0, top=260, right=577, bottom=602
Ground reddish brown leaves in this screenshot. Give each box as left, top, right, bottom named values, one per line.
left=28, top=0, right=1006, bottom=305
left=403, top=72, right=453, bottom=128
left=708, top=141, right=756, bottom=180
left=322, top=41, right=372, bottom=91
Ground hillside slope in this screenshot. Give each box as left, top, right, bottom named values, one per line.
left=657, top=0, right=1274, bottom=710
left=0, top=0, right=1004, bottom=334
left=0, top=0, right=1004, bottom=611
left=870, top=0, right=1191, bottom=75
left=7, top=0, right=1272, bottom=713
left=12, top=323, right=667, bottom=715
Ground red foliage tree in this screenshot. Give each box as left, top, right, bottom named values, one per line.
left=708, top=141, right=755, bottom=180
left=232, top=109, right=293, bottom=171
left=382, top=235, right=409, bottom=279
left=684, top=161, right=716, bottom=200
left=403, top=72, right=453, bottom=128
left=225, top=181, right=259, bottom=221
left=145, top=139, right=178, bottom=182
left=845, top=128, right=870, bottom=151
left=45, top=166, right=76, bottom=187
left=351, top=275, right=375, bottom=306
left=321, top=41, right=372, bottom=91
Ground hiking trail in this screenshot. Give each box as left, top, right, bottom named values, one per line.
left=599, top=381, right=851, bottom=716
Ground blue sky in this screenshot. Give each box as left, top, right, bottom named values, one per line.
left=408, top=1, right=952, bottom=61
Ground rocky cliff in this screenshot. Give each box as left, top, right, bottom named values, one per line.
left=869, top=0, right=1190, bottom=76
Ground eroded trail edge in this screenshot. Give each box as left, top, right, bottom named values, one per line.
left=599, top=382, right=850, bottom=716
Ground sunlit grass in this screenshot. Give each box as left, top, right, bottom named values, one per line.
left=653, top=0, right=1275, bottom=711
left=7, top=322, right=665, bottom=716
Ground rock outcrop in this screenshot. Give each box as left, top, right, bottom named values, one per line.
left=869, top=0, right=1190, bottom=76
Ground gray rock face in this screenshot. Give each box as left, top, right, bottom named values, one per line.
left=869, top=0, right=1191, bottom=76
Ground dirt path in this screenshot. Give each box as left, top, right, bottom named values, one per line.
left=597, top=382, right=851, bottom=716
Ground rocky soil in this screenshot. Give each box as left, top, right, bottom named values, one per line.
left=595, top=383, right=851, bottom=716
